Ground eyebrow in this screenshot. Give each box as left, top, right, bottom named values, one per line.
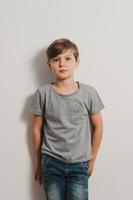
left=54, top=54, right=73, bottom=58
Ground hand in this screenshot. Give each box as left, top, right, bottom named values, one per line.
left=88, top=159, right=95, bottom=177
left=34, top=164, right=42, bottom=184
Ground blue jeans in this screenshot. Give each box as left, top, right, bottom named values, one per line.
left=41, top=153, right=90, bottom=200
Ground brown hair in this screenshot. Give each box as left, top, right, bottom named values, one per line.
left=46, top=38, right=79, bottom=62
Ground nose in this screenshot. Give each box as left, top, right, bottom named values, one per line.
left=59, top=58, right=65, bottom=67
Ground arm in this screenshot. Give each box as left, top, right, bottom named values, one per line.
left=90, top=111, right=104, bottom=161
left=31, top=114, right=43, bottom=183
left=88, top=111, right=104, bottom=176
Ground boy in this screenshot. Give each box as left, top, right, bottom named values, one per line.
left=30, top=38, right=105, bottom=200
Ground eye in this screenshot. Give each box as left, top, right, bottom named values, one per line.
left=66, top=57, right=71, bottom=61
left=52, top=58, right=58, bottom=62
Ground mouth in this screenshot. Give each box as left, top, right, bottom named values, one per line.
left=59, top=70, right=67, bottom=72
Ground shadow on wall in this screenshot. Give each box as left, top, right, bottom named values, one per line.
left=21, top=48, right=54, bottom=200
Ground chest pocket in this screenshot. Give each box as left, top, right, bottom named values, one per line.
left=70, top=103, right=88, bottom=125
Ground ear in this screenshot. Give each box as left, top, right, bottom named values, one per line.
left=76, top=58, right=80, bottom=66
left=47, top=60, right=51, bottom=69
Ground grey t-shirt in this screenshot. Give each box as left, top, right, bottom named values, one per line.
left=30, top=81, right=105, bottom=163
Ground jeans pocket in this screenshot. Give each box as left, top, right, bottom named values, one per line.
left=81, top=161, right=89, bottom=176
left=41, top=153, right=50, bottom=170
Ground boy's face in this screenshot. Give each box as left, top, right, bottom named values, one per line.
left=48, top=49, right=80, bottom=80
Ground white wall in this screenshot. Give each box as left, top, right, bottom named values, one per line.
left=0, top=0, right=133, bottom=199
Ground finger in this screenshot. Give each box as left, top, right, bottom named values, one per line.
left=88, top=169, right=92, bottom=177
left=89, top=172, right=92, bottom=177
left=35, top=173, right=38, bottom=181
left=39, top=175, right=42, bottom=185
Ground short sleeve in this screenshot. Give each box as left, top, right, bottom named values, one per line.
left=30, top=88, right=45, bottom=116
left=89, top=87, right=105, bottom=115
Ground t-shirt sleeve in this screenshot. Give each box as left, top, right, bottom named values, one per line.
left=30, top=88, right=45, bottom=116
left=89, top=87, right=105, bottom=115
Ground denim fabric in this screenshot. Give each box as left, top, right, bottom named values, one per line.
left=41, top=153, right=90, bottom=200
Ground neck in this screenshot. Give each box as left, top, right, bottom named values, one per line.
left=54, top=78, right=77, bottom=89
